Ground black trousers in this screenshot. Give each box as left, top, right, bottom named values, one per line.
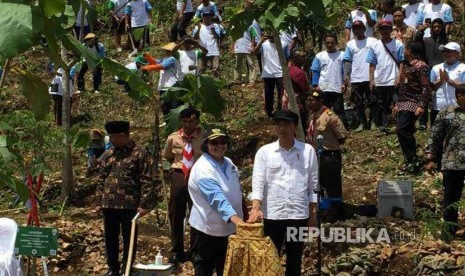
left=320, top=150, right=343, bottom=199
left=102, top=208, right=138, bottom=272
left=263, top=218, right=308, bottom=276
left=77, top=63, right=102, bottom=91
left=52, top=95, right=73, bottom=126
left=190, top=227, right=229, bottom=276
left=442, top=170, right=465, bottom=235
left=430, top=109, right=439, bottom=127
left=350, top=82, right=374, bottom=127
left=396, top=110, right=418, bottom=164
left=322, top=91, right=348, bottom=129
left=169, top=170, right=192, bottom=258
left=263, top=77, right=283, bottom=117
left=373, top=86, right=397, bottom=128
left=169, top=12, right=194, bottom=42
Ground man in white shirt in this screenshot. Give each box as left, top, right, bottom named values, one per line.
left=311, top=33, right=347, bottom=128
left=416, top=0, right=453, bottom=37
left=192, top=12, right=221, bottom=78
left=366, top=19, right=405, bottom=133
left=252, top=33, right=283, bottom=118
left=402, top=0, right=426, bottom=28
left=344, top=20, right=378, bottom=131
left=174, top=36, right=207, bottom=80
left=108, top=0, right=129, bottom=52
left=170, top=0, right=194, bottom=42
left=232, top=24, right=258, bottom=84
left=125, top=0, right=153, bottom=56
left=248, top=110, right=318, bottom=276
left=344, top=0, right=377, bottom=42
left=430, top=42, right=465, bottom=125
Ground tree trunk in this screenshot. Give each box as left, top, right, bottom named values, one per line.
left=60, top=47, right=74, bottom=201
left=0, top=59, right=11, bottom=87
left=272, top=29, right=305, bottom=141
left=79, top=3, right=86, bottom=42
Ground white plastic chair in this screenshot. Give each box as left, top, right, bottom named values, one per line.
left=0, top=218, right=23, bottom=276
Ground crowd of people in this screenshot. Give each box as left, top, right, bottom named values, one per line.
left=47, top=0, right=465, bottom=275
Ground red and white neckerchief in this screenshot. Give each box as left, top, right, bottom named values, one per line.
left=180, top=129, right=197, bottom=180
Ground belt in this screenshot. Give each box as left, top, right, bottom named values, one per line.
left=172, top=168, right=183, bottom=173
left=321, top=150, right=341, bottom=156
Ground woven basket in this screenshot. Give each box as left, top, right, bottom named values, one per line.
left=223, top=223, right=284, bottom=276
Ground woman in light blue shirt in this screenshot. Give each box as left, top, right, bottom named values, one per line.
left=188, top=129, right=244, bottom=276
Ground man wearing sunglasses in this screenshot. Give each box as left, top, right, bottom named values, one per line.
left=248, top=110, right=318, bottom=276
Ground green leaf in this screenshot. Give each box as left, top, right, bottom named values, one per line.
left=0, top=121, right=14, bottom=132
left=0, top=147, right=13, bottom=162
left=227, top=10, right=256, bottom=41
left=15, top=178, right=30, bottom=204
left=14, top=68, right=51, bottom=120
left=197, top=75, right=225, bottom=117
left=72, top=130, right=90, bottom=149
left=0, top=135, right=7, bottom=147
left=0, top=3, right=44, bottom=60
left=100, top=58, right=151, bottom=101
left=285, top=6, right=300, bottom=18
left=62, top=34, right=99, bottom=69
left=164, top=104, right=189, bottom=136
left=39, top=0, right=65, bottom=18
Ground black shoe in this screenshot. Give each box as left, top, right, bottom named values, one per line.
left=104, top=270, right=120, bottom=276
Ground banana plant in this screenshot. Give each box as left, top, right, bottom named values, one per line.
left=0, top=0, right=152, bottom=200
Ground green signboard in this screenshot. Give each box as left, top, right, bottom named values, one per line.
left=14, top=226, right=58, bottom=256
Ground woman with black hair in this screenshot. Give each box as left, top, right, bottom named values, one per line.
left=393, top=41, right=431, bottom=174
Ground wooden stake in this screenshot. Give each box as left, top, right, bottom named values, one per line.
left=0, top=59, right=11, bottom=87
left=125, top=212, right=140, bottom=276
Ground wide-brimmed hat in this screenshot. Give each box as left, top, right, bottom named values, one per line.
left=84, top=33, right=97, bottom=40
left=160, top=42, right=177, bottom=51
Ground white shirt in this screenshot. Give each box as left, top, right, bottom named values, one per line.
left=176, top=49, right=202, bottom=80
left=49, top=74, right=74, bottom=97
left=344, top=37, right=378, bottom=83
left=260, top=40, right=282, bottom=78
left=193, top=24, right=220, bottom=57
left=251, top=140, right=318, bottom=220
left=158, top=59, right=180, bottom=91
left=402, top=2, right=425, bottom=28
left=347, top=9, right=377, bottom=39
left=176, top=0, right=193, bottom=13
left=189, top=155, right=243, bottom=237
left=127, top=0, right=150, bottom=28
left=111, top=0, right=127, bottom=17
left=234, top=30, right=252, bottom=54
left=419, top=2, right=454, bottom=37
left=311, top=51, right=344, bottom=93
left=430, top=61, right=465, bottom=110
left=366, top=39, right=404, bottom=86
left=76, top=0, right=91, bottom=27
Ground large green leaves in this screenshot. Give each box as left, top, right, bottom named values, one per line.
left=101, top=58, right=151, bottom=101
left=13, top=68, right=51, bottom=121
left=62, top=34, right=100, bottom=69
left=39, top=0, right=65, bottom=18
left=0, top=3, right=43, bottom=61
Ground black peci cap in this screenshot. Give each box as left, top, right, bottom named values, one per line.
left=105, top=121, right=130, bottom=134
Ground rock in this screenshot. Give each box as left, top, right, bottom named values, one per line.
left=351, top=264, right=366, bottom=275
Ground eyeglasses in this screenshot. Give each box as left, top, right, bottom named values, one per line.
left=208, top=139, right=228, bottom=146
